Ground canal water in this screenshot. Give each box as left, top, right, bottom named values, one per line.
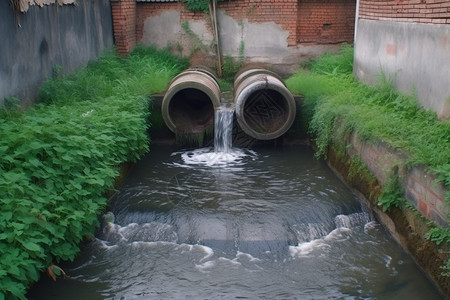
left=28, top=145, right=442, bottom=299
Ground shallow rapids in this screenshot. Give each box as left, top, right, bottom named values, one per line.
left=28, top=146, right=443, bottom=299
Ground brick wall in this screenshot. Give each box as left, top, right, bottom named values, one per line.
left=297, top=0, right=356, bottom=43
left=405, top=166, right=448, bottom=226
left=137, top=0, right=299, bottom=47
left=114, top=0, right=356, bottom=55
left=359, top=0, right=450, bottom=24
left=111, top=0, right=137, bottom=55
left=348, top=133, right=449, bottom=227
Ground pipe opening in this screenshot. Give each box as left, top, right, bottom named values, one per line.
left=242, top=89, right=289, bottom=134
left=169, top=88, right=215, bottom=133
left=234, top=68, right=296, bottom=140
left=161, top=68, right=221, bottom=140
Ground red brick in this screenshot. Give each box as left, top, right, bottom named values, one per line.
left=418, top=199, right=429, bottom=218
left=360, top=0, right=450, bottom=22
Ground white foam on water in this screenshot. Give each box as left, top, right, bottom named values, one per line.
left=236, top=251, right=261, bottom=262
left=100, top=219, right=178, bottom=245
left=290, top=227, right=352, bottom=258
left=289, top=238, right=331, bottom=257
left=290, top=212, right=374, bottom=258
left=95, top=240, right=120, bottom=250
left=364, top=221, right=379, bottom=234
left=325, top=227, right=352, bottom=242
left=118, top=222, right=138, bottom=234
left=198, top=245, right=214, bottom=262
left=184, top=150, right=240, bottom=166
left=195, top=249, right=265, bottom=273
left=384, top=254, right=393, bottom=268
left=177, top=243, right=215, bottom=261
left=130, top=240, right=174, bottom=248
left=335, top=212, right=371, bottom=229
left=218, top=256, right=243, bottom=266
left=100, top=222, right=127, bottom=244
left=176, top=147, right=257, bottom=167
left=195, top=260, right=216, bottom=272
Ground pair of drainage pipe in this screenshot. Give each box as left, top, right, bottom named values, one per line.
left=161, top=67, right=296, bottom=141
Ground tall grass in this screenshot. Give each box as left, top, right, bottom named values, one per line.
left=286, top=46, right=450, bottom=175
left=0, top=46, right=187, bottom=299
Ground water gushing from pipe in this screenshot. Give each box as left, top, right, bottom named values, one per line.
left=214, top=107, right=234, bottom=153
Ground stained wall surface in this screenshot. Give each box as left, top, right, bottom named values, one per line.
left=354, top=0, right=450, bottom=120
left=0, top=0, right=113, bottom=106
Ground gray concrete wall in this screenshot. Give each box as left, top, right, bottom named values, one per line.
left=0, top=0, right=113, bottom=106
left=218, top=10, right=290, bottom=63
left=354, top=19, right=450, bottom=120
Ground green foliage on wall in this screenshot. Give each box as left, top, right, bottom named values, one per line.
left=0, top=46, right=187, bottom=299
left=179, top=0, right=224, bottom=13
left=377, top=175, right=406, bottom=212
left=221, top=41, right=245, bottom=84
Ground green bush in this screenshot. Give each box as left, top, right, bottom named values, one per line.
left=0, top=46, right=187, bottom=299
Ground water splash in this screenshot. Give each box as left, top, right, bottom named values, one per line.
left=179, top=148, right=253, bottom=167
left=172, top=106, right=257, bottom=167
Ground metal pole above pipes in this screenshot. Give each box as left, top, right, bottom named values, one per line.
left=209, top=0, right=223, bottom=77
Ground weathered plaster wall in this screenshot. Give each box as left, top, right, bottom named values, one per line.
left=139, top=9, right=214, bottom=58
left=0, top=0, right=113, bottom=106
left=218, top=10, right=290, bottom=63
left=125, top=0, right=354, bottom=75
left=218, top=0, right=299, bottom=46
left=134, top=2, right=346, bottom=76
left=354, top=19, right=450, bottom=120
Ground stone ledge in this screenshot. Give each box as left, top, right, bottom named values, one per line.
left=346, top=132, right=449, bottom=227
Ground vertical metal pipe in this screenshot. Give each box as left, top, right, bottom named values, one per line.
left=209, top=0, right=223, bottom=77
left=354, top=0, right=360, bottom=44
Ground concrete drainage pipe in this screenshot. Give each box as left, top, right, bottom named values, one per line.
left=162, top=67, right=221, bottom=134
left=234, top=68, right=296, bottom=140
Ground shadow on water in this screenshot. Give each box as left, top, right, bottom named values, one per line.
left=28, top=146, right=444, bottom=300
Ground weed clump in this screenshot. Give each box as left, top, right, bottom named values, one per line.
left=0, top=46, right=187, bottom=299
